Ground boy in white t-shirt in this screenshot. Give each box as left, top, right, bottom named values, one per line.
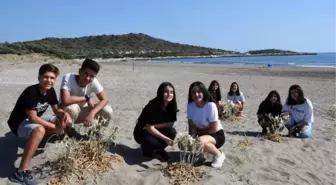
left=282, top=84, right=314, bottom=138
left=60, top=59, right=113, bottom=126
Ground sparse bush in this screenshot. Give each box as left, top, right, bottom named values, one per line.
left=35, top=117, right=124, bottom=185
left=161, top=132, right=206, bottom=185
left=264, top=113, right=287, bottom=143
left=222, top=100, right=240, bottom=121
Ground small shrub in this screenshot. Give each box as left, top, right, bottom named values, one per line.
left=36, top=117, right=123, bottom=185
left=161, top=132, right=205, bottom=185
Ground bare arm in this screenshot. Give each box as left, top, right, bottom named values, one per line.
left=60, top=89, right=86, bottom=106
left=153, top=122, right=174, bottom=129
left=144, top=124, right=170, bottom=141
left=241, top=102, right=244, bottom=110
left=51, top=104, right=65, bottom=115
left=26, top=110, right=55, bottom=130
left=89, top=91, right=109, bottom=115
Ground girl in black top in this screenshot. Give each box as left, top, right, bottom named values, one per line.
left=208, top=80, right=222, bottom=104
left=208, top=80, right=224, bottom=119
left=133, top=82, right=178, bottom=162
left=257, top=90, right=283, bottom=135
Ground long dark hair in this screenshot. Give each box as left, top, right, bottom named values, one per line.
left=264, top=90, right=281, bottom=104
left=156, top=82, right=178, bottom=112
left=188, top=81, right=215, bottom=104
left=208, top=80, right=222, bottom=100
left=286, top=84, right=306, bottom=105
left=228, top=82, right=241, bottom=96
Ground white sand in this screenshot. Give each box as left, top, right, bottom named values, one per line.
left=0, top=58, right=335, bottom=185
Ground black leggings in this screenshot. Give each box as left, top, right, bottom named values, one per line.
left=134, top=127, right=177, bottom=157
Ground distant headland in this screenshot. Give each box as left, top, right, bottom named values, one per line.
left=0, top=33, right=317, bottom=59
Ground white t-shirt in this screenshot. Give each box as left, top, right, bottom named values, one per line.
left=282, top=98, right=314, bottom=123
left=227, top=92, right=245, bottom=103
left=60, top=73, right=103, bottom=100
left=187, top=101, right=223, bottom=131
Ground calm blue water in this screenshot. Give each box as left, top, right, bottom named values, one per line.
left=152, top=52, right=336, bottom=68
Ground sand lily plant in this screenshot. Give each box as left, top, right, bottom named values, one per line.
left=264, top=113, right=287, bottom=142
left=161, top=132, right=206, bottom=185
left=222, top=100, right=240, bottom=121
left=35, top=116, right=124, bottom=185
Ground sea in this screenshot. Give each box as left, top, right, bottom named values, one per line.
left=151, top=52, right=336, bottom=68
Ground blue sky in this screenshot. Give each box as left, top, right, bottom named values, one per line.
left=1, top=0, right=335, bottom=52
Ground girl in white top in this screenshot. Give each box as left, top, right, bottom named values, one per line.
left=187, top=81, right=225, bottom=168
left=227, top=82, right=245, bottom=116
left=282, top=84, right=314, bottom=138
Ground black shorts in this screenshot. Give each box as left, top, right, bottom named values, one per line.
left=200, top=129, right=225, bottom=148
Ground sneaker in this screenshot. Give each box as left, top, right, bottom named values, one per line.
left=9, top=169, right=37, bottom=185
left=211, top=151, right=226, bottom=168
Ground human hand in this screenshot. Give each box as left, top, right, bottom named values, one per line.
left=164, top=137, right=174, bottom=146
left=55, top=121, right=64, bottom=135
left=60, top=112, right=72, bottom=127
left=84, top=112, right=95, bottom=127
left=289, top=126, right=296, bottom=136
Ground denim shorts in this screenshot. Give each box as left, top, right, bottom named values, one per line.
left=17, top=115, right=55, bottom=139
left=287, top=116, right=312, bottom=138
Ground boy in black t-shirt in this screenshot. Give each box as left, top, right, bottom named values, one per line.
left=7, top=64, right=72, bottom=185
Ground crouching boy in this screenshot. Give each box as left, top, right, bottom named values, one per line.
left=7, top=64, right=72, bottom=185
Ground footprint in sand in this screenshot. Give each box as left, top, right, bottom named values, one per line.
left=226, top=154, right=244, bottom=166
left=277, top=157, right=296, bottom=166
left=260, top=167, right=290, bottom=180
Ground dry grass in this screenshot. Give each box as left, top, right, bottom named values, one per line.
left=161, top=163, right=206, bottom=185
left=222, top=100, right=240, bottom=122
left=160, top=132, right=206, bottom=185
left=237, top=133, right=254, bottom=147
left=265, top=133, right=283, bottom=143
left=35, top=118, right=124, bottom=185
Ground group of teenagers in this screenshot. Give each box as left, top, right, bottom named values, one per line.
left=6, top=58, right=314, bottom=185
left=133, top=79, right=314, bottom=170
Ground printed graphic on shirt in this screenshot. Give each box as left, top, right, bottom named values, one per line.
left=35, top=102, right=49, bottom=112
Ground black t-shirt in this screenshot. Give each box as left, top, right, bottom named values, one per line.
left=209, top=91, right=221, bottom=103
left=7, top=84, right=59, bottom=135
left=257, top=101, right=283, bottom=119
left=134, top=98, right=177, bottom=135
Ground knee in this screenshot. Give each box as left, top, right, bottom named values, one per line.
left=64, top=104, right=80, bottom=118
left=101, top=105, right=113, bottom=119
left=31, top=126, right=45, bottom=139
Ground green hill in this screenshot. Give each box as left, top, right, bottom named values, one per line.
left=0, top=33, right=238, bottom=59
left=247, top=49, right=316, bottom=56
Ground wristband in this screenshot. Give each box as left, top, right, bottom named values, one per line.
left=85, top=95, right=90, bottom=102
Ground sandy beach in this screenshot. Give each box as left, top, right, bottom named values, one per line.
left=0, top=57, right=335, bottom=185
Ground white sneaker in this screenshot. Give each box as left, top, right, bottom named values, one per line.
left=211, top=151, right=226, bottom=168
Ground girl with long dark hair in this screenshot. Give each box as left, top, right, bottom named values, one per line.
left=257, top=90, right=283, bottom=135
left=133, top=82, right=179, bottom=161
left=227, top=82, right=246, bottom=116
left=283, top=85, right=314, bottom=138
left=187, top=81, right=225, bottom=168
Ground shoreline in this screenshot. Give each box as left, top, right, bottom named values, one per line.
left=0, top=53, right=334, bottom=69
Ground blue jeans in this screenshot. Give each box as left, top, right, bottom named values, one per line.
left=286, top=116, right=312, bottom=138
